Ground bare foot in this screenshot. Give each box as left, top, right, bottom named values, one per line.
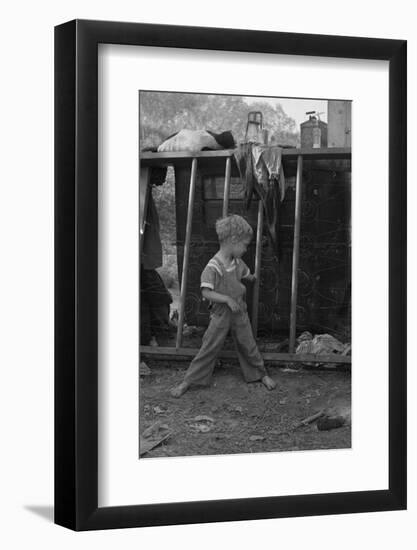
left=261, top=375, right=276, bottom=390
left=170, top=381, right=190, bottom=398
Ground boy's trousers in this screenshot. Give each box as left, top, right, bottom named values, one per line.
left=183, top=308, right=266, bottom=386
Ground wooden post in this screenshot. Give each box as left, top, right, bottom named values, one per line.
left=289, top=155, right=303, bottom=353
left=251, top=199, right=263, bottom=335
left=222, top=156, right=231, bottom=217
left=176, top=158, right=198, bottom=349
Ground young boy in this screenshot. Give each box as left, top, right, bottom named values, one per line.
left=171, top=214, right=276, bottom=397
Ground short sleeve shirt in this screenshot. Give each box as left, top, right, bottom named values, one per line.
left=200, top=256, right=250, bottom=291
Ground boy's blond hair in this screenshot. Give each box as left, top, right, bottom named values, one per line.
left=215, top=215, right=253, bottom=243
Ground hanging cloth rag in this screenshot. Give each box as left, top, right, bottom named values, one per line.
left=234, top=144, right=286, bottom=257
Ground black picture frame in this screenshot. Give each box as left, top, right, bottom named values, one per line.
left=55, top=19, right=407, bottom=531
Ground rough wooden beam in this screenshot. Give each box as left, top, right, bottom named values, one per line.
left=222, top=156, right=231, bottom=217
left=176, top=158, right=198, bottom=348
left=140, top=346, right=351, bottom=364
left=289, top=155, right=303, bottom=352
left=251, top=200, right=263, bottom=335
left=140, top=147, right=351, bottom=166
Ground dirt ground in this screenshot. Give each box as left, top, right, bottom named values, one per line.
left=139, top=359, right=351, bottom=458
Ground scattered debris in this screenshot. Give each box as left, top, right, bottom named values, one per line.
left=189, top=424, right=212, bottom=433
left=153, top=405, right=167, bottom=415
left=297, top=331, right=313, bottom=343
left=140, top=421, right=171, bottom=456
left=319, top=402, right=351, bottom=430
left=273, top=410, right=325, bottom=437
left=189, top=415, right=215, bottom=433
left=295, top=410, right=324, bottom=428
left=317, top=416, right=345, bottom=431
left=139, top=363, right=351, bottom=457
left=249, top=435, right=265, bottom=442
left=142, top=421, right=169, bottom=439
left=139, top=361, right=151, bottom=376
left=214, top=434, right=231, bottom=441
left=296, top=333, right=345, bottom=354
left=296, top=333, right=351, bottom=367
left=194, top=415, right=214, bottom=423
left=228, top=404, right=243, bottom=414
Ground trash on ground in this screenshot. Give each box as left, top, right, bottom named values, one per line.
left=140, top=421, right=171, bottom=456
left=297, top=331, right=313, bottom=343
left=190, top=424, right=212, bottom=433
left=142, top=421, right=169, bottom=439
left=139, top=361, right=151, bottom=376
left=215, top=433, right=231, bottom=440
left=317, top=416, right=345, bottom=431
left=228, top=405, right=243, bottom=414
left=189, top=415, right=215, bottom=433
left=153, top=405, right=167, bottom=414
left=249, top=435, right=265, bottom=442
left=295, top=410, right=324, bottom=428
left=296, top=333, right=351, bottom=367
left=273, top=410, right=325, bottom=437
left=193, top=415, right=214, bottom=423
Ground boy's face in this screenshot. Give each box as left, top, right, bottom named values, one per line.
left=231, top=237, right=251, bottom=258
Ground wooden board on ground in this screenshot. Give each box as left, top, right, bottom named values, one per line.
left=140, top=345, right=351, bottom=364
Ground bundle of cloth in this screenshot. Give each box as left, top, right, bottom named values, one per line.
left=234, top=143, right=286, bottom=258
left=143, top=129, right=235, bottom=153
left=142, top=129, right=236, bottom=186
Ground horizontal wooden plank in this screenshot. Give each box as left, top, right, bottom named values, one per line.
left=141, top=150, right=234, bottom=161
left=140, top=346, right=351, bottom=364
left=140, top=147, right=351, bottom=166
left=285, top=147, right=351, bottom=159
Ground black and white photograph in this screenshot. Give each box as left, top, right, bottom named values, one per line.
left=139, top=91, right=352, bottom=458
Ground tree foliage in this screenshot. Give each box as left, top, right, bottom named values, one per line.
left=140, top=92, right=299, bottom=149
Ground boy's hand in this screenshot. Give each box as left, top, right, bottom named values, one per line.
left=226, top=297, right=241, bottom=312
left=244, top=273, right=256, bottom=283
